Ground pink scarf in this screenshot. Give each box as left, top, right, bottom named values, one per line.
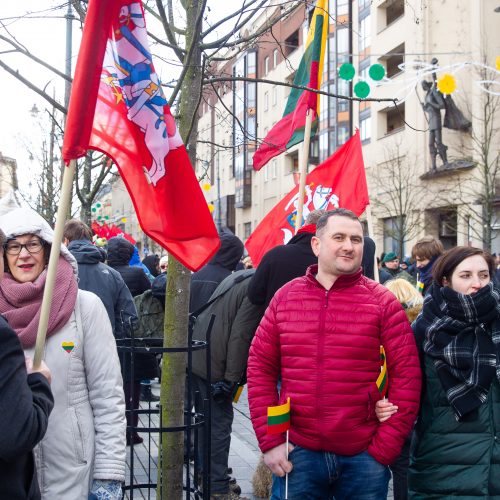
left=0, top=257, right=78, bottom=348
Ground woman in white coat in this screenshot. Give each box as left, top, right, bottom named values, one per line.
left=0, top=207, right=126, bottom=500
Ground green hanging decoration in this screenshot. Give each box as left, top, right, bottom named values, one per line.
left=338, top=63, right=355, bottom=81
left=96, top=202, right=102, bottom=208
left=354, top=81, right=371, bottom=99
left=369, top=64, right=386, bottom=81
left=92, top=207, right=97, bottom=213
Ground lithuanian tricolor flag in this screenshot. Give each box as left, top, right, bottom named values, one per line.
left=376, top=346, right=388, bottom=398
left=253, top=0, right=328, bottom=171
left=267, top=397, right=291, bottom=434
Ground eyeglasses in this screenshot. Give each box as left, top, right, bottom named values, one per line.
left=4, top=240, right=44, bottom=255
left=160, top=265, right=168, bottom=270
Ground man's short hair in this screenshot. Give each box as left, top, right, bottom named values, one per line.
left=304, top=209, right=326, bottom=226
left=63, top=219, right=93, bottom=243
left=411, top=236, right=444, bottom=260
left=316, top=208, right=360, bottom=236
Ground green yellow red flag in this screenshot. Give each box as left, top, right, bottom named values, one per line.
left=267, top=397, right=291, bottom=434
left=253, top=0, right=329, bottom=170
left=376, top=346, right=388, bottom=398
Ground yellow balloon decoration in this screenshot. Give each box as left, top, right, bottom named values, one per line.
left=496, top=55, right=500, bottom=71
left=208, top=203, right=215, bottom=213
left=437, top=73, right=457, bottom=95
left=202, top=182, right=211, bottom=191
left=121, top=217, right=127, bottom=223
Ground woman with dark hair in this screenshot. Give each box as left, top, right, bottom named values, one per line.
left=400, top=246, right=500, bottom=498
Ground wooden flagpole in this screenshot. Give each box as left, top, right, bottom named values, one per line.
left=33, top=159, right=76, bottom=369
left=294, top=109, right=314, bottom=234
left=365, top=204, right=379, bottom=283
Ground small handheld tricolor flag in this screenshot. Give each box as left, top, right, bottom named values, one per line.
left=416, top=279, right=424, bottom=294
left=376, top=346, right=388, bottom=398
left=232, top=385, right=244, bottom=404
left=267, top=397, right=291, bottom=434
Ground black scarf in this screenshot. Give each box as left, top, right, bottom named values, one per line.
left=417, top=255, right=438, bottom=288
left=421, top=281, right=500, bottom=419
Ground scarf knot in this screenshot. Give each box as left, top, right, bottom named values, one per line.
left=421, top=282, right=500, bottom=420
left=0, top=257, right=78, bottom=348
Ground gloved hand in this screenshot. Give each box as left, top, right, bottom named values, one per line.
left=88, top=480, right=123, bottom=500
left=211, top=379, right=238, bottom=402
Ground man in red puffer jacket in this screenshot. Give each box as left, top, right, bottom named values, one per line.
left=247, top=209, right=421, bottom=499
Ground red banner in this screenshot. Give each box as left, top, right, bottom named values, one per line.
left=62, top=0, right=219, bottom=271
left=246, top=131, right=369, bottom=266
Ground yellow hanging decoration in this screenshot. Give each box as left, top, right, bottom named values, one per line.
left=202, top=182, right=212, bottom=191
left=207, top=203, right=215, bottom=213
left=437, top=73, right=457, bottom=95
left=121, top=217, right=127, bottom=223
left=496, top=55, right=500, bottom=71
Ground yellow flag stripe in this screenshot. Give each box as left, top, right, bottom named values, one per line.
left=267, top=397, right=290, bottom=417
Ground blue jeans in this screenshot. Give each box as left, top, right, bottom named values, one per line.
left=271, top=446, right=390, bottom=500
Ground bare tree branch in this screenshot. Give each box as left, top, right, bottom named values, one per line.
left=0, top=59, right=66, bottom=114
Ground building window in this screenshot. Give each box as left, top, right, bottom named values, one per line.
left=287, top=151, right=299, bottom=175
left=244, top=222, right=252, bottom=239
left=386, top=0, right=404, bottom=26
left=383, top=216, right=405, bottom=256
left=438, top=209, right=457, bottom=248
left=359, top=15, right=371, bottom=51
left=264, top=56, right=269, bottom=75
left=491, top=207, right=500, bottom=254
left=360, top=113, right=371, bottom=142
left=384, top=103, right=405, bottom=135
left=272, top=86, right=277, bottom=106
left=271, top=159, right=277, bottom=179
left=264, top=91, right=269, bottom=111
left=273, top=49, right=278, bottom=68
left=383, top=43, right=405, bottom=78
left=285, top=30, right=300, bottom=56
left=337, top=122, right=349, bottom=146
left=337, top=0, right=349, bottom=16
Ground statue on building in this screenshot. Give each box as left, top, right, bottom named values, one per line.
left=421, top=58, right=471, bottom=171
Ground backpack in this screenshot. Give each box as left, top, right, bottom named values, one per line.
left=133, top=290, right=164, bottom=338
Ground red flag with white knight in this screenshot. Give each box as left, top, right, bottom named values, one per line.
left=246, top=131, right=369, bottom=266
left=62, top=0, right=219, bottom=271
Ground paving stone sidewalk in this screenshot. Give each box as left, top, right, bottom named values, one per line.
left=125, top=383, right=393, bottom=499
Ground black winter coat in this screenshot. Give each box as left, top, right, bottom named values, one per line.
left=247, top=230, right=317, bottom=309
left=0, top=317, right=54, bottom=500
left=68, top=239, right=137, bottom=338
left=189, top=228, right=243, bottom=313
left=191, top=269, right=264, bottom=382
left=107, top=238, right=156, bottom=381
left=107, top=237, right=151, bottom=297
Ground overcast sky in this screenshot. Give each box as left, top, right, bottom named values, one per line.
left=0, top=0, right=247, bottom=190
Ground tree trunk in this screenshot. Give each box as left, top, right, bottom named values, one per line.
left=157, top=1, right=203, bottom=499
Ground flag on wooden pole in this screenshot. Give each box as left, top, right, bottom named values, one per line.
left=62, top=0, right=219, bottom=271
left=252, top=0, right=329, bottom=170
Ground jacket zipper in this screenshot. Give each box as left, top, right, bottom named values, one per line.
left=316, top=289, right=328, bottom=442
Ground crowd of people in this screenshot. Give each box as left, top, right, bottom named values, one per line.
left=1, top=204, right=500, bottom=500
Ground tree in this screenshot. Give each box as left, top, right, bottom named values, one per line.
left=371, top=138, right=427, bottom=256
left=444, top=64, right=500, bottom=251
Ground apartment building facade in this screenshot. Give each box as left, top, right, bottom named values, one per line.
left=197, top=0, right=500, bottom=257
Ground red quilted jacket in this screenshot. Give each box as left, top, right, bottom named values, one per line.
left=247, top=265, right=421, bottom=466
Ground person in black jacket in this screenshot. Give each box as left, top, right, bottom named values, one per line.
left=247, top=210, right=324, bottom=309
left=106, top=236, right=157, bottom=445
left=191, top=269, right=264, bottom=498
left=107, top=237, right=152, bottom=297
left=63, top=220, right=137, bottom=340
left=189, top=227, right=244, bottom=313
left=0, top=225, right=54, bottom=500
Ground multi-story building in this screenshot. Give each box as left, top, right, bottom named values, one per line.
left=197, top=0, right=500, bottom=258
left=0, top=152, right=19, bottom=198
